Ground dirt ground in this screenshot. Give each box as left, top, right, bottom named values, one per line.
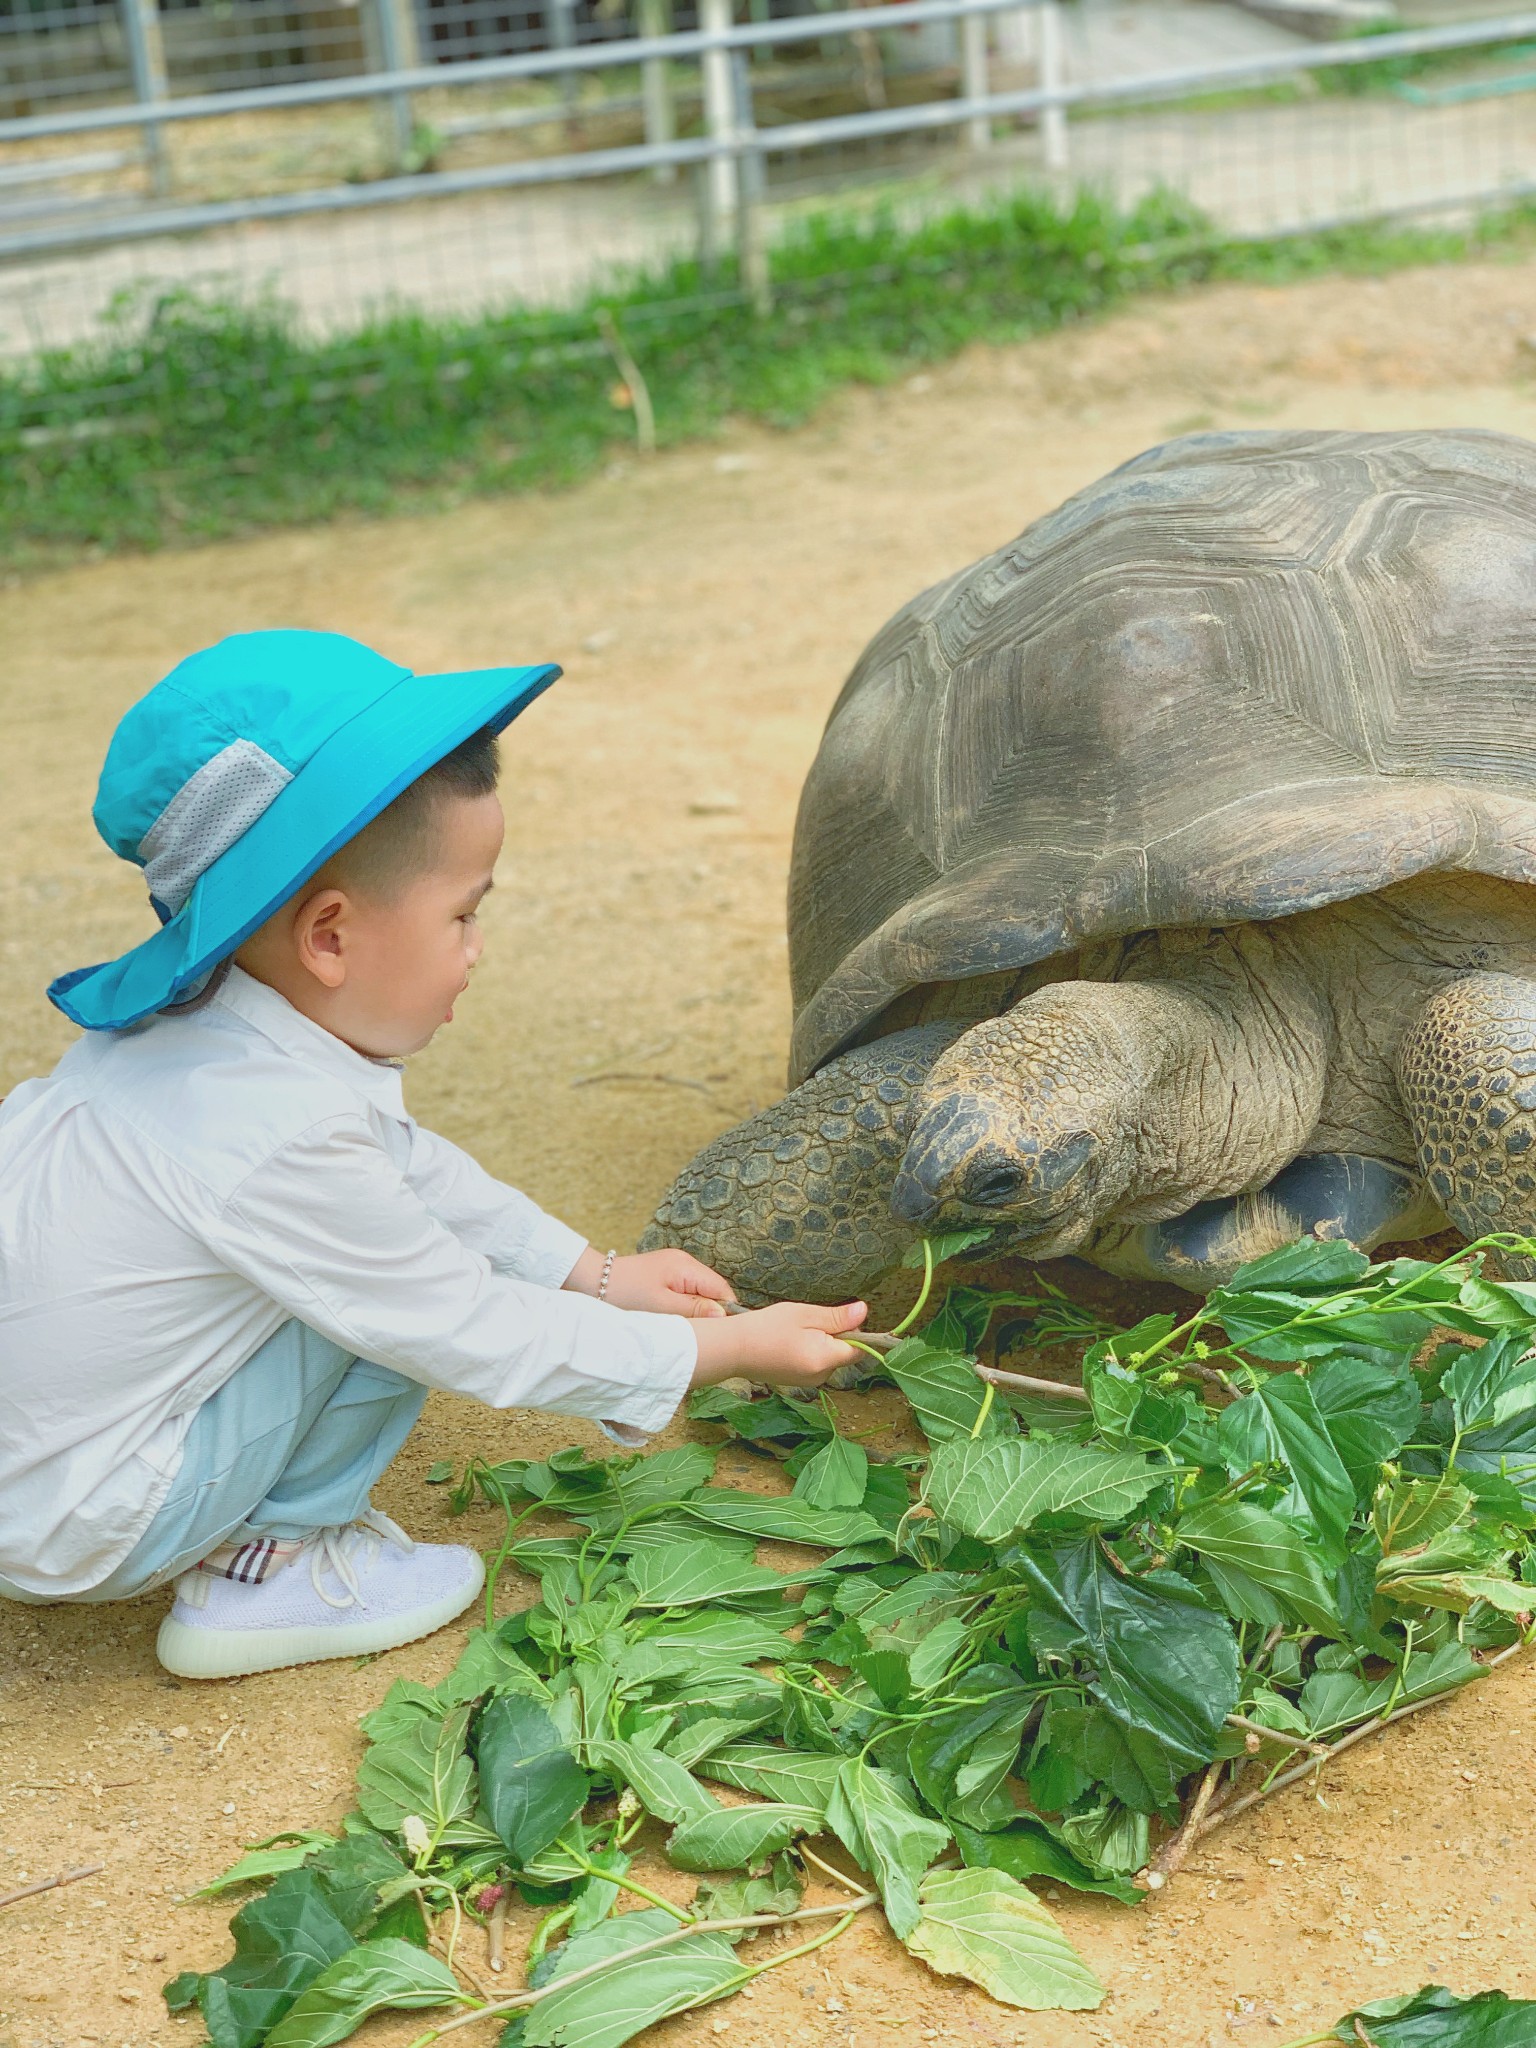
left=6, top=256, right=1536, bottom=2048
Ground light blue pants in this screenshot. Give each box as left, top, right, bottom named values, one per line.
left=59, top=1322, right=424, bottom=1603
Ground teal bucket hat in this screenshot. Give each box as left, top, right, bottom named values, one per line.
left=49, top=629, right=560, bottom=1032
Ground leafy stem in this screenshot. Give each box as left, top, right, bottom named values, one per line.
left=892, top=1237, right=935, bottom=1337
left=551, top=1838, right=690, bottom=1923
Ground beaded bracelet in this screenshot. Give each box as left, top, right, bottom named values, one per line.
left=597, top=1248, right=617, bottom=1301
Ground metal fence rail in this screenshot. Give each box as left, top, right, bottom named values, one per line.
left=4, top=0, right=1536, bottom=361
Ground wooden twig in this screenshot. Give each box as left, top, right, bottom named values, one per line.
left=0, top=1863, right=103, bottom=1912
left=1196, top=1639, right=1531, bottom=1844
left=1225, top=1713, right=1330, bottom=1758
left=1249, top=1622, right=1286, bottom=1675
left=595, top=308, right=656, bottom=456
left=1151, top=1761, right=1224, bottom=1880
left=972, top=1362, right=1092, bottom=1405
left=486, top=1892, right=508, bottom=1975
left=571, top=1071, right=708, bottom=1093
left=723, top=1303, right=899, bottom=1353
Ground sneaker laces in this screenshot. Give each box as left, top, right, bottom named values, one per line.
left=303, top=1510, right=415, bottom=1610
left=179, top=1509, right=415, bottom=1612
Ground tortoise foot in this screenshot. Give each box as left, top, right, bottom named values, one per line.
left=1399, top=972, right=1536, bottom=1278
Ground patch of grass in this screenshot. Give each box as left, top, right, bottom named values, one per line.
left=4, top=181, right=1536, bottom=557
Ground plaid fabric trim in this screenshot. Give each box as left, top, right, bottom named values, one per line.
left=197, top=1536, right=303, bottom=1584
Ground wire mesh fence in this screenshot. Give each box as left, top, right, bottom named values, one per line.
left=4, top=0, right=1536, bottom=488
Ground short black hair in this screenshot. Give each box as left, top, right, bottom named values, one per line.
left=332, top=724, right=501, bottom=897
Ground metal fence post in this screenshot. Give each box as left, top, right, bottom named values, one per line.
left=732, top=48, right=770, bottom=315
left=364, top=0, right=421, bottom=171
left=637, top=0, right=676, bottom=182
left=1039, top=0, right=1067, bottom=170
left=700, top=0, right=738, bottom=248
left=959, top=0, right=990, bottom=151
left=550, top=0, right=581, bottom=138
left=118, top=0, right=169, bottom=197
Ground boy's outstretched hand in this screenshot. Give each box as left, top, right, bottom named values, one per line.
left=690, top=1298, right=869, bottom=1390
left=563, top=1243, right=867, bottom=1389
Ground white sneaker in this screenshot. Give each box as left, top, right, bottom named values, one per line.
left=155, top=1511, right=484, bottom=1679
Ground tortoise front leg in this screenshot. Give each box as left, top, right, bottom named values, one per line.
left=1398, top=971, right=1536, bottom=1278
left=641, top=1023, right=963, bottom=1303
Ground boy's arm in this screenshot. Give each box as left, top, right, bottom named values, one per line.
left=401, top=1122, right=587, bottom=1285
left=215, top=1118, right=693, bottom=1438
left=212, top=1120, right=863, bottom=1435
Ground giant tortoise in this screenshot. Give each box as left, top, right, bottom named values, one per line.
left=645, top=428, right=1536, bottom=1300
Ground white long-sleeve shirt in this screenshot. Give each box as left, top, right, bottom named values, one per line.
left=0, top=966, right=696, bottom=1597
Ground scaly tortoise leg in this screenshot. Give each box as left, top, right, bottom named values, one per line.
left=1397, top=971, right=1536, bottom=1280
left=641, top=1022, right=964, bottom=1304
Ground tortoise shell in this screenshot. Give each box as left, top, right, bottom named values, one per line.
left=787, top=427, right=1536, bottom=1085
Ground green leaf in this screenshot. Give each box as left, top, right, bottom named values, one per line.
left=901, top=1867, right=1104, bottom=2011
left=591, top=1739, right=715, bottom=1826
left=1297, top=1643, right=1479, bottom=1739
left=907, top=1616, right=968, bottom=1692
left=1054, top=1801, right=1151, bottom=1880
left=1018, top=1541, right=1239, bottom=1801
left=1226, top=1239, right=1372, bottom=1293
left=825, top=1759, right=949, bottom=1939
left=300, top=1826, right=413, bottom=1937
left=609, top=1443, right=718, bottom=1514
left=1377, top=1567, right=1534, bottom=1615
left=1308, top=1355, right=1421, bottom=1494
left=693, top=1853, right=803, bottom=1932
left=667, top=1800, right=822, bottom=1872
left=522, top=1908, right=742, bottom=2048
left=434, top=1627, right=549, bottom=1708
left=696, top=1744, right=843, bottom=1812
left=924, top=1436, right=1160, bottom=1544
left=1177, top=1497, right=1340, bottom=1633
left=624, top=1542, right=793, bottom=1608
left=478, top=1695, right=591, bottom=1865
left=263, top=1940, right=469, bottom=2047
left=355, top=1701, right=475, bottom=1841
left=615, top=1612, right=793, bottom=1689
left=1322, top=1983, right=1536, bottom=2044
left=792, top=1436, right=870, bottom=1511
left=425, top=1460, right=455, bottom=1484
left=191, top=1833, right=337, bottom=1899
left=902, top=1228, right=997, bottom=1267
left=951, top=1819, right=1142, bottom=1905
left=164, top=1870, right=358, bottom=2048
left=1446, top=1333, right=1536, bottom=1434
left=1219, top=1376, right=1355, bottom=1561
left=1371, top=1476, right=1473, bottom=1557
left=885, top=1338, right=1002, bottom=1444
left=675, top=1488, right=888, bottom=1551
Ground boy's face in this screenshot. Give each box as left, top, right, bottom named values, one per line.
left=338, top=790, right=506, bottom=1057
left=238, top=790, right=505, bottom=1058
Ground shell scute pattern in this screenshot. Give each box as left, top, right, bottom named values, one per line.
left=788, top=429, right=1536, bottom=1086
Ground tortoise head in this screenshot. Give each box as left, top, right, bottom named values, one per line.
left=889, top=985, right=1149, bottom=1256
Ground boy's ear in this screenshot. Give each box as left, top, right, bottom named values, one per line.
left=294, top=887, right=350, bottom=990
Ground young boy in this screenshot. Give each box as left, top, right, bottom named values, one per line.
left=0, top=629, right=865, bottom=1679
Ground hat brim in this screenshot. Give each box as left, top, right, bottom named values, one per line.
left=50, top=661, right=559, bottom=1032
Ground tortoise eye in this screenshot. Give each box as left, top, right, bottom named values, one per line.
left=965, top=1162, right=1028, bottom=1208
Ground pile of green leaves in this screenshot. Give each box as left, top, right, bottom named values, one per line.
left=1287, top=1984, right=1536, bottom=2046
left=167, top=1232, right=1536, bottom=2048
